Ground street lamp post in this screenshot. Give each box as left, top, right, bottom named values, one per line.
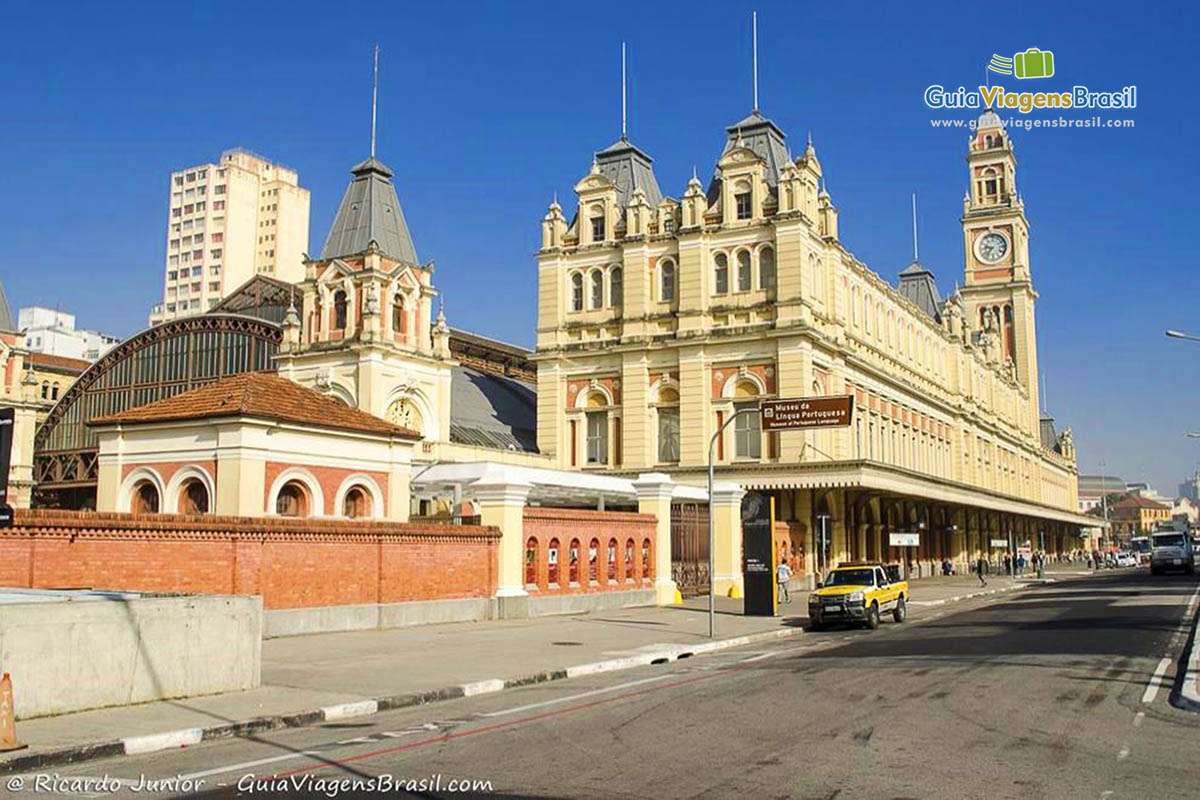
left=707, top=407, right=759, bottom=639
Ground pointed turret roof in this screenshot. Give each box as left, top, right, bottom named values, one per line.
left=717, top=110, right=791, bottom=184
left=320, top=156, right=419, bottom=265
left=897, top=261, right=943, bottom=322
left=0, top=279, right=13, bottom=332
left=594, top=136, right=663, bottom=208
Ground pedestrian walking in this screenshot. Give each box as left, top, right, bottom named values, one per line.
left=976, top=556, right=988, bottom=587
left=776, top=560, right=792, bottom=605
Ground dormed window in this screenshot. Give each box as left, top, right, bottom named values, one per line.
left=736, top=251, right=752, bottom=292
left=660, top=259, right=676, bottom=302
left=610, top=267, right=623, bottom=306
left=759, top=247, right=776, bottom=290
left=714, top=253, right=729, bottom=295
left=570, top=273, right=583, bottom=311
left=333, top=290, right=348, bottom=330
left=734, top=180, right=752, bottom=220
left=590, top=207, right=606, bottom=242
left=590, top=271, right=604, bottom=309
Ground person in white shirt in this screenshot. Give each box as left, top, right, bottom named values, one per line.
left=776, top=561, right=793, bottom=604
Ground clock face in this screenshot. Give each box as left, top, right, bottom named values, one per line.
left=977, top=232, right=1009, bottom=263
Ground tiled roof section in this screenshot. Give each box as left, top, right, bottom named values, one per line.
left=28, top=352, right=91, bottom=374
left=449, top=366, right=538, bottom=452
left=320, top=157, right=419, bottom=265
left=90, top=372, right=419, bottom=438
left=1111, top=495, right=1171, bottom=511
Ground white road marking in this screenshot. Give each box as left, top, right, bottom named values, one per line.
left=1133, top=711, right=1145, bottom=727
left=1141, top=657, right=1172, bottom=704
left=1117, top=745, right=1130, bottom=760
left=478, top=674, right=672, bottom=717
left=177, top=750, right=325, bottom=781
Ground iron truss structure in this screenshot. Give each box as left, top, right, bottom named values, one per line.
left=33, top=313, right=282, bottom=507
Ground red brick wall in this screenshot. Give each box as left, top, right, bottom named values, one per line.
left=3, top=510, right=498, bottom=610
left=522, top=507, right=656, bottom=596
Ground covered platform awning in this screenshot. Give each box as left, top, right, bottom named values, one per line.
left=411, top=462, right=710, bottom=509
left=658, top=460, right=1102, bottom=529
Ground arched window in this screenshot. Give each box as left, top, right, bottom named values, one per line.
left=41, top=381, right=49, bottom=400
left=391, top=295, right=406, bottom=334
left=342, top=486, right=372, bottom=518
left=132, top=480, right=159, bottom=514
left=607, top=538, right=618, bottom=582
left=590, top=209, right=606, bottom=242
left=569, top=538, right=581, bottom=584
left=590, top=271, right=604, bottom=310
left=610, top=267, right=623, bottom=307
left=525, top=537, right=538, bottom=586
left=642, top=538, right=652, bottom=580
left=656, top=386, right=680, bottom=463
left=178, top=478, right=209, bottom=514
left=51, top=382, right=60, bottom=400
left=570, top=273, right=583, bottom=311
left=660, top=259, right=675, bottom=303
left=548, top=538, right=560, bottom=586
left=759, top=248, right=776, bottom=291
left=333, top=290, right=348, bottom=330
left=714, top=253, right=729, bottom=295
left=625, top=537, right=635, bottom=581
left=736, top=250, right=752, bottom=292
left=588, top=538, right=600, bottom=583
left=385, top=398, right=423, bottom=434
left=276, top=480, right=309, bottom=517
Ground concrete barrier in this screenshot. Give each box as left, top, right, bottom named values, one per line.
left=264, top=597, right=495, bottom=638
left=0, top=593, right=261, bottom=719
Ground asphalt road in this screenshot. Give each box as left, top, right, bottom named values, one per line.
left=10, top=569, right=1200, bottom=800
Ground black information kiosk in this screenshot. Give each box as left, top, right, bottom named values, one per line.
left=0, top=408, right=13, bottom=528
left=742, top=491, right=776, bottom=616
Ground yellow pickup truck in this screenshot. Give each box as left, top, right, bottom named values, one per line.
left=808, top=562, right=909, bottom=631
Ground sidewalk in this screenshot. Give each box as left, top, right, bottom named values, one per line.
left=0, top=569, right=1074, bottom=773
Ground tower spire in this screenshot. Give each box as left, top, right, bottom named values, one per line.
left=621, top=42, right=627, bottom=140
left=370, top=44, right=380, bottom=159
left=752, top=11, right=759, bottom=112
left=912, top=192, right=919, bottom=262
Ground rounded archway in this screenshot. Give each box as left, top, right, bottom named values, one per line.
left=275, top=481, right=310, bottom=517
left=132, top=480, right=160, bottom=514
left=178, top=479, right=209, bottom=514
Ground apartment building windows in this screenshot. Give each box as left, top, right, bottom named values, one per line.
left=213, top=200, right=224, bottom=211
left=214, top=185, right=226, bottom=195
left=174, top=176, right=183, bottom=186
left=169, top=239, right=180, bottom=249
left=167, top=271, right=177, bottom=281
left=211, top=232, right=223, bottom=243
left=172, top=208, right=181, bottom=218
left=210, top=249, right=222, bottom=259
left=186, top=172, right=195, bottom=182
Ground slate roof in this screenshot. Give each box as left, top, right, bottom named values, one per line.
left=90, top=372, right=419, bottom=439
left=594, top=136, right=663, bottom=209
left=708, top=109, right=791, bottom=204
left=1039, top=415, right=1060, bottom=452
left=0, top=280, right=14, bottom=332
left=897, top=261, right=943, bottom=322
left=320, top=157, right=419, bottom=265
left=449, top=366, right=538, bottom=452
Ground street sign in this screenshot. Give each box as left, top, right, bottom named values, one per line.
left=990, top=538, right=1009, bottom=547
left=889, top=532, right=919, bottom=547
left=760, top=395, right=854, bottom=432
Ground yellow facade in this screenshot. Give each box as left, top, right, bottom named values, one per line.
left=534, top=110, right=1087, bottom=577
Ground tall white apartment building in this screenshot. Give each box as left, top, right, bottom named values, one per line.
left=149, top=149, right=311, bottom=325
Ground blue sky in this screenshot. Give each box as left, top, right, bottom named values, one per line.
left=1, top=0, right=1196, bottom=492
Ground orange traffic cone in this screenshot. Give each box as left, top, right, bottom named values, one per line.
left=0, top=673, right=26, bottom=752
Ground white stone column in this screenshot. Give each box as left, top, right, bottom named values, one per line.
left=632, top=472, right=679, bottom=605
left=471, top=465, right=533, bottom=618
left=711, top=481, right=746, bottom=597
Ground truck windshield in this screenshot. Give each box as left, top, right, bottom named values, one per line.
left=1152, top=534, right=1186, bottom=548
left=825, top=569, right=875, bottom=586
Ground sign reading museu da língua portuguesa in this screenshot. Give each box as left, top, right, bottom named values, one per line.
left=759, top=395, right=854, bottom=432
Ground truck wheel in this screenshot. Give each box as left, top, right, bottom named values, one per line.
left=893, top=596, right=907, bottom=623
left=865, top=602, right=880, bottom=630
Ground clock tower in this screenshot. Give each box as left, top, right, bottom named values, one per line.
left=959, top=108, right=1040, bottom=431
